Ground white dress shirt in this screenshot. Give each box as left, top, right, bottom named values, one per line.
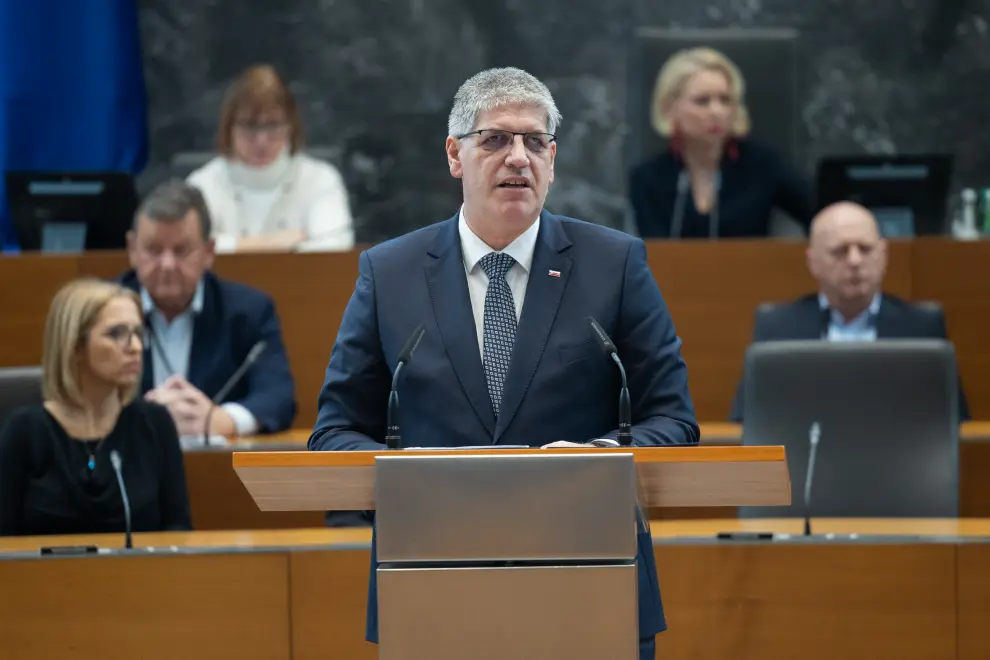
left=458, top=207, right=540, bottom=357
left=142, top=282, right=259, bottom=436
left=819, top=292, right=882, bottom=341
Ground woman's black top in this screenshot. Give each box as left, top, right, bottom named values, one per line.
left=629, top=139, right=815, bottom=239
left=0, top=400, right=192, bottom=536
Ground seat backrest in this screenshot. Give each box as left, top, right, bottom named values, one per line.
left=740, top=339, right=959, bottom=518
left=626, top=27, right=800, bottom=178
left=0, top=366, right=44, bottom=427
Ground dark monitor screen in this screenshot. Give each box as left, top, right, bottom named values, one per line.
left=4, top=171, right=138, bottom=252
left=815, top=155, right=953, bottom=237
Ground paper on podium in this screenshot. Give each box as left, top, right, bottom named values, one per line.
left=402, top=445, right=531, bottom=450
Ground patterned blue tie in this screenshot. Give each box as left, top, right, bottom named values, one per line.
left=479, top=251, right=517, bottom=418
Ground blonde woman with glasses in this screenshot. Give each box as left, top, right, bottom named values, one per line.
left=0, top=278, right=191, bottom=536
left=187, top=64, right=355, bottom=253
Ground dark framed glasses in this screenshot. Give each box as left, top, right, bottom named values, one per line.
left=102, top=324, right=145, bottom=347
left=457, top=129, right=556, bottom=155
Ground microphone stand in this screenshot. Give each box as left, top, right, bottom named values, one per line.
left=803, top=422, right=821, bottom=536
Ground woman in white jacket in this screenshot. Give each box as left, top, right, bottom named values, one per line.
left=187, top=65, right=355, bottom=253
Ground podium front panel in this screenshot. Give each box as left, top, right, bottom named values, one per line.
left=378, top=563, right=638, bottom=660
left=375, top=452, right=637, bottom=562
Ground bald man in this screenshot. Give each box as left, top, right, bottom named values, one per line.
left=729, top=202, right=969, bottom=421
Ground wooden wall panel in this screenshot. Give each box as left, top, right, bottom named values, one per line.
left=655, top=543, right=956, bottom=660
left=0, top=239, right=983, bottom=428
left=0, top=553, right=291, bottom=660
left=0, top=255, right=78, bottom=366
left=958, top=543, right=990, bottom=660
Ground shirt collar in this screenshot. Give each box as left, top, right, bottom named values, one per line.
left=141, top=279, right=205, bottom=317
left=818, top=292, right=882, bottom=318
left=458, top=206, right=540, bottom=275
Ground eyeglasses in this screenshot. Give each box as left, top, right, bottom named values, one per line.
left=457, top=129, right=556, bottom=155
left=102, top=325, right=144, bottom=347
left=233, top=121, right=288, bottom=137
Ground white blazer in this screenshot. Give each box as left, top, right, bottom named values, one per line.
left=187, top=153, right=355, bottom=253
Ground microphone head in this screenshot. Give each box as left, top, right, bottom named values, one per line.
left=586, top=316, right=617, bottom=355
left=246, top=341, right=267, bottom=363
left=397, top=323, right=426, bottom=364
left=109, top=450, right=122, bottom=470
left=809, top=422, right=821, bottom=447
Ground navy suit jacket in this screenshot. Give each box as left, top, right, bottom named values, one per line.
left=119, top=270, right=297, bottom=433
left=310, top=210, right=699, bottom=643
left=730, top=293, right=970, bottom=421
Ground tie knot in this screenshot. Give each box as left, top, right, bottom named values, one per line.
left=479, top=251, right=516, bottom=280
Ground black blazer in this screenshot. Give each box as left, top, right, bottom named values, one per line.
left=729, top=293, right=970, bottom=421
left=118, top=270, right=297, bottom=432
left=629, top=139, right=814, bottom=239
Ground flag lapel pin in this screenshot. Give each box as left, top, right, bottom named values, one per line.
left=548, top=269, right=561, bottom=278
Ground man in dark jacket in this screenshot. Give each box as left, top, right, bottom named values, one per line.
left=120, top=179, right=296, bottom=437
left=731, top=201, right=968, bottom=421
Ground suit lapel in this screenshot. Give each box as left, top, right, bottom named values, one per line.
left=494, top=213, right=572, bottom=442
left=797, top=296, right=827, bottom=339
left=875, top=297, right=898, bottom=338
left=426, top=218, right=496, bottom=436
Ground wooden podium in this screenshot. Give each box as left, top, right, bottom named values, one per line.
left=234, top=446, right=790, bottom=659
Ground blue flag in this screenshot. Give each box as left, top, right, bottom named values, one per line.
left=0, top=0, right=148, bottom=249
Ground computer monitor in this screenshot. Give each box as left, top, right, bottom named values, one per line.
left=4, top=171, right=138, bottom=252
left=815, top=155, right=953, bottom=237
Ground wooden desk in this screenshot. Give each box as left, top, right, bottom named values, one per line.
left=1, top=520, right=988, bottom=660
left=179, top=422, right=990, bottom=529
left=3, top=239, right=989, bottom=426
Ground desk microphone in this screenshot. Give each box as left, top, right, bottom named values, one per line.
left=202, top=341, right=267, bottom=446
left=669, top=170, right=722, bottom=239
left=109, top=450, right=133, bottom=549
left=669, top=170, right=690, bottom=239
left=587, top=317, right=632, bottom=446
left=708, top=171, right=722, bottom=239
left=385, top=324, right=426, bottom=449
left=803, top=422, right=821, bottom=536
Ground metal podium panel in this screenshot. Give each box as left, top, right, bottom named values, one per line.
left=375, top=453, right=637, bottom=562
left=378, top=563, right=639, bottom=660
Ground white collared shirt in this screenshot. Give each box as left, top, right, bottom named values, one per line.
left=819, top=292, right=882, bottom=341
left=458, top=207, right=540, bottom=357
left=142, top=282, right=205, bottom=388
left=141, top=280, right=258, bottom=436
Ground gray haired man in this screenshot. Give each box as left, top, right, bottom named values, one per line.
left=311, top=67, right=698, bottom=659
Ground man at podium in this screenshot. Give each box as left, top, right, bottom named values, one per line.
left=310, top=67, right=699, bottom=659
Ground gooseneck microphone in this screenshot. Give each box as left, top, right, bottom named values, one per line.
left=803, top=422, right=821, bottom=536
left=202, top=341, right=267, bottom=446
left=109, top=450, right=133, bottom=549
left=669, top=170, right=690, bottom=239
left=385, top=324, right=426, bottom=449
left=587, top=317, right=632, bottom=446
left=669, top=169, right=722, bottom=239
left=708, top=171, right=722, bottom=239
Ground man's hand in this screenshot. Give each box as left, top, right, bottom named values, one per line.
left=145, top=376, right=236, bottom=437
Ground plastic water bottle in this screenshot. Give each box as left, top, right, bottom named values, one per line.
left=953, top=188, right=980, bottom=240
